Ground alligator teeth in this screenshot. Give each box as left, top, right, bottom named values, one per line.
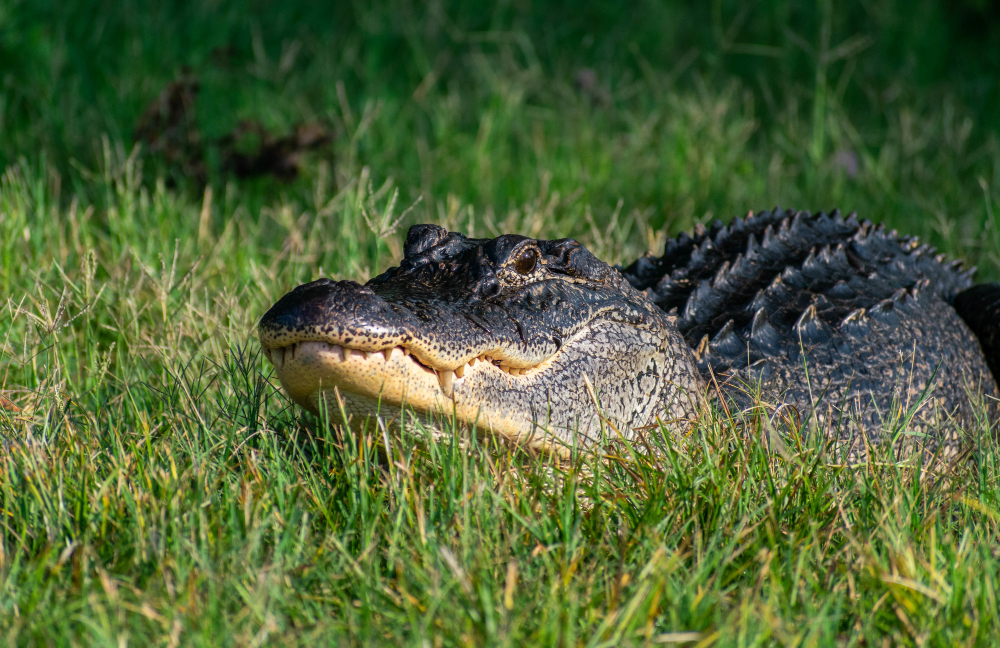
left=454, top=364, right=465, bottom=378
left=383, top=349, right=393, bottom=361
left=438, top=370, right=455, bottom=397
left=351, top=349, right=368, bottom=360
left=331, top=344, right=345, bottom=362
left=272, top=347, right=285, bottom=367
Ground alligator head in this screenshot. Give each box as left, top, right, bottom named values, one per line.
left=258, top=224, right=705, bottom=451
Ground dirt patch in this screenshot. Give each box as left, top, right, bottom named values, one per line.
left=133, top=73, right=206, bottom=183
left=219, top=120, right=333, bottom=181
left=134, top=74, right=333, bottom=184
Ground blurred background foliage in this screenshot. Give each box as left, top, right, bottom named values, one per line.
left=1, top=0, right=999, bottom=268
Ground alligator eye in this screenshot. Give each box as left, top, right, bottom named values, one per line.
left=513, top=248, right=538, bottom=275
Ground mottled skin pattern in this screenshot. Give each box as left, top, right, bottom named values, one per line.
left=259, top=210, right=1000, bottom=459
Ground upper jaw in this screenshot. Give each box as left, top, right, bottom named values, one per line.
left=258, top=277, right=563, bottom=373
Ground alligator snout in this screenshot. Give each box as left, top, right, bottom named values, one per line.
left=259, top=278, right=410, bottom=349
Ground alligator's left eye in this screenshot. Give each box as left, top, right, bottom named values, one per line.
left=513, top=248, right=539, bottom=275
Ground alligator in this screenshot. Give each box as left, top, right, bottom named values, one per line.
left=258, top=208, right=1000, bottom=460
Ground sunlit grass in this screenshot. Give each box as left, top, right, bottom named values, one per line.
left=2, top=143, right=1000, bottom=644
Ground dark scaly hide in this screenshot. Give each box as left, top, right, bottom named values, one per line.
left=621, top=208, right=999, bottom=460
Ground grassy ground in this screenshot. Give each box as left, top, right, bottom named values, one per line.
left=2, top=1, right=1000, bottom=645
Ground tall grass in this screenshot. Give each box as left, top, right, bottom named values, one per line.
left=2, top=146, right=1000, bottom=644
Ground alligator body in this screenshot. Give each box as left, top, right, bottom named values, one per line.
left=259, top=209, right=1000, bottom=459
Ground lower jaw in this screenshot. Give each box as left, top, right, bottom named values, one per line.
left=269, top=345, right=604, bottom=453
left=300, top=385, right=465, bottom=442
left=276, top=373, right=584, bottom=453
left=275, top=367, right=449, bottom=424
left=270, top=352, right=489, bottom=435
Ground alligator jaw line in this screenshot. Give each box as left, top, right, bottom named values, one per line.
left=263, top=340, right=550, bottom=399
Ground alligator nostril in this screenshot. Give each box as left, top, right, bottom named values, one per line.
left=480, top=277, right=501, bottom=299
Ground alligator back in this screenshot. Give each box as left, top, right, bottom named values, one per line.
left=622, top=209, right=999, bottom=460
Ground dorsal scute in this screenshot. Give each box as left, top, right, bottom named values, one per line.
left=709, top=319, right=744, bottom=358
left=795, top=305, right=833, bottom=344
left=750, top=308, right=782, bottom=355
left=620, top=208, right=976, bottom=355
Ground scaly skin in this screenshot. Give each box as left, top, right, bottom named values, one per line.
left=259, top=211, right=1000, bottom=459
left=258, top=226, right=705, bottom=453
left=620, top=208, right=1000, bottom=459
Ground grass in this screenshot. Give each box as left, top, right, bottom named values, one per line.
left=2, top=0, right=1000, bottom=645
